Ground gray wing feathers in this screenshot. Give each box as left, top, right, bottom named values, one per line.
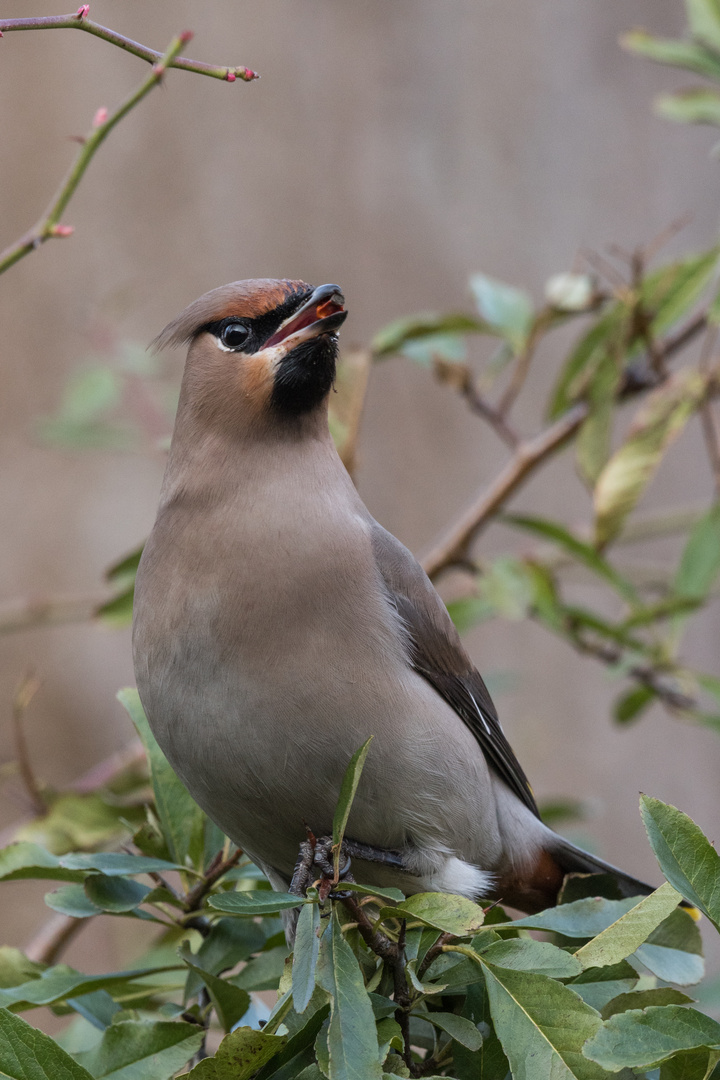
left=368, top=521, right=540, bottom=818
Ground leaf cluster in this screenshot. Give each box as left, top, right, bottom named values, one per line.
left=2, top=708, right=720, bottom=1079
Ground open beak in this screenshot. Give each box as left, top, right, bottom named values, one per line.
left=266, top=284, right=347, bottom=349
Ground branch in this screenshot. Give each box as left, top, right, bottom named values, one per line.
left=0, top=10, right=259, bottom=83
left=0, top=29, right=241, bottom=275
left=421, top=403, right=588, bottom=579
left=10, top=673, right=46, bottom=816
left=24, top=912, right=86, bottom=965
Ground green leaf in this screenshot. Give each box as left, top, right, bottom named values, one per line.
left=479, top=938, right=582, bottom=978
left=117, top=688, right=205, bottom=868
left=0, top=1006, right=94, bottom=1079
left=208, top=891, right=303, bottom=916
left=371, top=312, right=491, bottom=357
left=470, top=274, right=534, bottom=352
left=481, top=961, right=610, bottom=1079
left=105, top=545, right=143, bottom=585
left=96, top=587, right=134, bottom=628
left=621, top=30, right=720, bottom=80
left=503, top=514, right=638, bottom=603
left=583, top=1006, right=720, bottom=1070
left=315, top=908, right=383, bottom=1080
left=574, top=882, right=682, bottom=970
left=16, top=794, right=130, bottom=856
left=187, top=1027, right=286, bottom=1079
left=548, top=305, right=625, bottom=419
left=338, top=883, right=405, bottom=903
left=83, top=874, right=152, bottom=913
left=508, top=895, right=641, bottom=938
left=687, top=0, right=720, bottom=50
left=674, top=503, right=720, bottom=601
left=657, top=88, right=720, bottom=125
left=231, top=945, right=289, bottom=992
left=75, top=1019, right=203, bottom=1080
left=594, top=370, right=708, bottom=547
left=453, top=981, right=509, bottom=1080
left=640, top=795, right=720, bottom=929
left=415, top=1011, right=483, bottom=1051
left=0, top=951, right=44, bottom=992
left=601, top=987, right=695, bottom=1020
left=379, top=892, right=485, bottom=936
left=613, top=685, right=655, bottom=724
left=660, top=1047, right=720, bottom=1080
left=45, top=885, right=102, bottom=919
left=0, top=965, right=181, bottom=1011
left=180, top=949, right=250, bottom=1033
left=0, top=844, right=84, bottom=884
left=399, top=333, right=467, bottom=367
left=567, top=962, right=639, bottom=1012
left=332, top=737, right=374, bottom=879
left=635, top=907, right=705, bottom=986
left=292, top=900, right=321, bottom=1014
left=476, top=556, right=535, bottom=620
left=61, top=853, right=181, bottom=877
left=644, top=250, right=720, bottom=336
left=576, top=352, right=621, bottom=487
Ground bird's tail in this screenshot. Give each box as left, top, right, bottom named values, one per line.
left=548, top=835, right=656, bottom=901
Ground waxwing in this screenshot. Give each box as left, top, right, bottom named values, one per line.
left=132, top=278, right=654, bottom=913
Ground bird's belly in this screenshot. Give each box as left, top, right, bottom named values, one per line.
left=138, top=625, right=502, bottom=883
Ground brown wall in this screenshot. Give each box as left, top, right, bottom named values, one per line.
left=1, top=0, right=718, bottom=973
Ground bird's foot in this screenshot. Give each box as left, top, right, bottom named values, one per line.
left=289, top=833, right=408, bottom=900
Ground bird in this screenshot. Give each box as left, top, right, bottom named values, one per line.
left=132, top=277, right=655, bottom=914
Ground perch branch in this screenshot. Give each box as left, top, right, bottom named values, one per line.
left=0, top=592, right=108, bottom=635
left=0, top=11, right=258, bottom=82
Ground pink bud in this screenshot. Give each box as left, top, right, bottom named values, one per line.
left=75, top=4, right=90, bottom=17
left=226, top=70, right=237, bottom=82
left=179, top=30, right=193, bottom=44
left=92, top=107, right=108, bottom=127
left=51, top=224, right=74, bottom=238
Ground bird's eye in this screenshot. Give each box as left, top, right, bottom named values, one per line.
left=219, top=321, right=250, bottom=350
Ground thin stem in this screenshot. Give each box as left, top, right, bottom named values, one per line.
left=24, top=912, right=86, bottom=964
left=11, top=673, right=46, bottom=816
left=0, top=13, right=258, bottom=82
left=421, top=403, right=588, bottom=579
left=0, top=32, right=207, bottom=275
left=183, top=847, right=244, bottom=913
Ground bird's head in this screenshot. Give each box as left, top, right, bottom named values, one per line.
left=154, top=279, right=347, bottom=435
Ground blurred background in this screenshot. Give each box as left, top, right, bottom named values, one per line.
left=1, top=0, right=719, bottom=983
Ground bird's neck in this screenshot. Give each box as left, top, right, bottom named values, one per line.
left=158, top=402, right=347, bottom=513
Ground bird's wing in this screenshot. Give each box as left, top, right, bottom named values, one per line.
left=369, top=519, right=540, bottom=818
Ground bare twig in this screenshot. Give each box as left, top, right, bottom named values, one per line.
left=0, top=11, right=258, bottom=82
left=183, top=846, right=244, bottom=913
left=568, top=630, right=697, bottom=711
left=422, top=403, right=588, bottom=579
left=496, top=313, right=553, bottom=419
left=697, top=325, right=720, bottom=498
left=432, top=359, right=519, bottom=448
left=11, top=673, right=46, bottom=816
left=24, top=912, right=86, bottom=965
left=0, top=31, right=227, bottom=275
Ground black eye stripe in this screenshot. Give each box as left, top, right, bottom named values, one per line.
left=200, top=286, right=314, bottom=354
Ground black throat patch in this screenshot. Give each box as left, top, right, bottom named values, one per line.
left=270, top=333, right=339, bottom=416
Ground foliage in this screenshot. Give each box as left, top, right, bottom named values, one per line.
left=0, top=702, right=718, bottom=1078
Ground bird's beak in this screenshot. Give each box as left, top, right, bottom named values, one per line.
left=265, top=284, right=347, bottom=349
